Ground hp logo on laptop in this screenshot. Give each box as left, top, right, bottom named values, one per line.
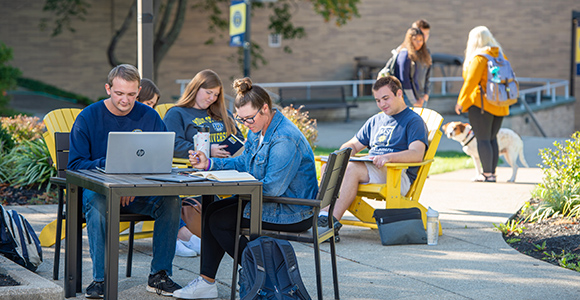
left=136, top=149, right=145, bottom=157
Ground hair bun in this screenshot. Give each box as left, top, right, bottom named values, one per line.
left=233, top=77, right=253, bottom=95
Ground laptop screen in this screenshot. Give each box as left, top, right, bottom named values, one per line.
left=103, top=131, right=175, bottom=174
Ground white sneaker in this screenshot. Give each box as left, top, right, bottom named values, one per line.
left=175, top=240, right=198, bottom=257
left=172, top=276, right=218, bottom=299
left=184, top=235, right=201, bottom=253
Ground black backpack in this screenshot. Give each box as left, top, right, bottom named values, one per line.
left=377, top=49, right=399, bottom=79
left=239, top=236, right=311, bottom=300
left=0, top=205, right=43, bottom=272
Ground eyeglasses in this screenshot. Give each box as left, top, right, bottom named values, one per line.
left=235, top=108, right=261, bottom=124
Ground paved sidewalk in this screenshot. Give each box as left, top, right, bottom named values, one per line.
left=7, top=166, right=580, bottom=300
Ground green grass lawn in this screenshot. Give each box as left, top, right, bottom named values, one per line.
left=314, top=147, right=474, bottom=175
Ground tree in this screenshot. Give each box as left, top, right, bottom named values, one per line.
left=40, top=0, right=360, bottom=80
left=0, top=42, right=22, bottom=116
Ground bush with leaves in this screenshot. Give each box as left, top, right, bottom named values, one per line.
left=0, top=139, right=55, bottom=188
left=237, top=105, right=318, bottom=150
left=0, top=115, right=46, bottom=144
left=0, top=125, right=15, bottom=153
left=0, top=115, right=54, bottom=189
left=528, top=132, right=580, bottom=221
left=0, top=42, right=22, bottom=114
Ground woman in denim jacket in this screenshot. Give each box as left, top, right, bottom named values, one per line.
left=173, top=77, right=319, bottom=299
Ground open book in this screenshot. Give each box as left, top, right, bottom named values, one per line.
left=189, top=170, right=256, bottom=182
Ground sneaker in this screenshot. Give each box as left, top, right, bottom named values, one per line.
left=176, top=240, right=198, bottom=257
left=317, top=215, right=343, bottom=232
left=184, top=235, right=201, bottom=253
left=172, top=276, right=218, bottom=299
left=146, top=270, right=182, bottom=296
left=85, top=281, right=104, bottom=299
left=317, top=215, right=342, bottom=243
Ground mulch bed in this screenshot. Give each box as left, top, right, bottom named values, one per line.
left=502, top=202, right=580, bottom=270
left=0, top=183, right=58, bottom=206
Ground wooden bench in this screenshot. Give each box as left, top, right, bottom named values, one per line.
left=278, top=86, right=358, bottom=122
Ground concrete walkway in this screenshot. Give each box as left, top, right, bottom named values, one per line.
left=6, top=166, right=580, bottom=299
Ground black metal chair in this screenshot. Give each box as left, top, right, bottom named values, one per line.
left=232, top=147, right=352, bottom=299
left=51, top=132, right=155, bottom=280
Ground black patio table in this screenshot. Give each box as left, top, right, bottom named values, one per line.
left=64, top=169, right=262, bottom=299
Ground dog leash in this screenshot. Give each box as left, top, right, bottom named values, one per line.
left=461, top=128, right=475, bottom=147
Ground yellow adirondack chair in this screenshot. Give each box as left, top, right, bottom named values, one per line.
left=39, top=108, right=155, bottom=248
left=154, top=102, right=174, bottom=119
left=341, top=107, right=444, bottom=234
left=43, top=108, right=82, bottom=168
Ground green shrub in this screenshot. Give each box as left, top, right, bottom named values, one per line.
left=17, top=77, right=93, bottom=106
left=0, top=115, right=45, bottom=144
left=0, top=125, right=15, bottom=153
left=0, top=42, right=22, bottom=113
left=0, top=139, right=55, bottom=188
left=528, top=132, right=580, bottom=221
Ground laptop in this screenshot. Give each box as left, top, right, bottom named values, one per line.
left=98, top=131, right=175, bottom=174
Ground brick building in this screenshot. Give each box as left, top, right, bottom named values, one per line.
left=1, top=0, right=580, bottom=135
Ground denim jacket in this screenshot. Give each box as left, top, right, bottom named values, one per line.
left=211, top=109, right=318, bottom=224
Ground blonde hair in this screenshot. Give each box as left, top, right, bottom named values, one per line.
left=175, top=69, right=236, bottom=136
left=463, top=26, right=504, bottom=71
left=401, top=27, right=431, bottom=66
left=232, top=77, right=272, bottom=112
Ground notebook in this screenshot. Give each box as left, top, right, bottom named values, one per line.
left=219, top=134, right=245, bottom=156
left=143, top=174, right=209, bottom=183
left=99, top=131, right=175, bottom=174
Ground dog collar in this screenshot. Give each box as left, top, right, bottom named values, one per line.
left=461, top=129, right=475, bottom=147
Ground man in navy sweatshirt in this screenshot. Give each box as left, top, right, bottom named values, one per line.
left=67, top=64, right=181, bottom=298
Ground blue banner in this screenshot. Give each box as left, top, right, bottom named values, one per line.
left=229, top=1, right=246, bottom=47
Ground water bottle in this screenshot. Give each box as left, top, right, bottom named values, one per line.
left=490, top=66, right=501, bottom=83
left=426, top=207, right=439, bottom=246
left=193, top=125, right=210, bottom=158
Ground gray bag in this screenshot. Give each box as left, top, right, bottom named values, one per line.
left=373, top=208, right=427, bottom=245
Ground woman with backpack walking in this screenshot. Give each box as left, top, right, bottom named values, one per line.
left=454, top=26, right=511, bottom=183
left=395, top=27, right=432, bottom=107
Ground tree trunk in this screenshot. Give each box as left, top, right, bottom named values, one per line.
left=107, top=0, right=137, bottom=67
left=153, top=0, right=188, bottom=80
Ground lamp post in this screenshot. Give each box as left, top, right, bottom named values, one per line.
left=242, top=0, right=278, bottom=77
left=137, top=0, right=154, bottom=80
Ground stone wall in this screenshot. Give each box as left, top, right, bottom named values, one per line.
left=504, top=103, right=575, bottom=138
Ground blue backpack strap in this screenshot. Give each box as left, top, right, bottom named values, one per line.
left=10, top=211, right=28, bottom=259
left=276, top=240, right=312, bottom=300
left=242, top=241, right=268, bottom=300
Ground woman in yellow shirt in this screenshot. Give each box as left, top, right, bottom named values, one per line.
left=455, top=26, right=510, bottom=182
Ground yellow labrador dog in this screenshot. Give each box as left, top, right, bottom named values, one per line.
left=442, top=121, right=529, bottom=182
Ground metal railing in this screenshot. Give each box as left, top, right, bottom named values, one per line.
left=177, top=77, right=570, bottom=108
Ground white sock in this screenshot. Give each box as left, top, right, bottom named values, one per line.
left=318, top=211, right=329, bottom=217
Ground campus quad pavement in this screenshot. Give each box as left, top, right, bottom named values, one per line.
left=6, top=165, right=580, bottom=300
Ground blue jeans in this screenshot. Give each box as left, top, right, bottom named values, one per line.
left=82, top=189, right=180, bottom=282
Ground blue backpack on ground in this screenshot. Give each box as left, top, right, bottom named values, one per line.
left=239, top=236, right=311, bottom=300
left=0, top=205, right=43, bottom=272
